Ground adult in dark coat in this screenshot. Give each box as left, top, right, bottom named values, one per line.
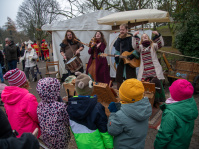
left=114, top=24, right=140, bottom=89
left=20, top=43, right=26, bottom=71
left=4, top=38, right=18, bottom=70
left=0, top=108, right=39, bottom=149
left=86, top=31, right=111, bottom=84
left=60, top=30, right=84, bottom=76
left=0, top=51, right=4, bottom=82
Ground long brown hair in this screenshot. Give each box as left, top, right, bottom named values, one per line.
left=62, top=30, right=78, bottom=45
left=20, top=81, right=30, bottom=90
left=94, top=31, right=107, bottom=46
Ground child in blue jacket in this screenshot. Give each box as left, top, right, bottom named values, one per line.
left=107, top=78, right=152, bottom=149
left=67, top=72, right=113, bottom=149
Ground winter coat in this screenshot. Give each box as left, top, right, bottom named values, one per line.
left=114, top=33, right=134, bottom=53
left=67, top=95, right=113, bottom=149
left=1, top=86, right=41, bottom=138
left=107, top=97, right=152, bottom=149
left=37, top=77, right=70, bottom=149
left=154, top=97, right=198, bottom=149
left=0, top=108, right=13, bottom=139
left=4, top=42, right=18, bottom=61
left=0, top=51, right=4, bottom=66
left=21, top=49, right=38, bottom=68
left=20, top=47, right=25, bottom=57
left=86, top=41, right=111, bottom=84
left=0, top=133, right=39, bottom=149
left=132, top=35, right=165, bottom=81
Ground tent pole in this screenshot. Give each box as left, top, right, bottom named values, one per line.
left=128, top=21, right=130, bottom=32
left=135, top=19, right=136, bottom=31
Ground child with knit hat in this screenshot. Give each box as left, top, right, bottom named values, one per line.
left=1, top=68, right=41, bottom=138
left=154, top=79, right=198, bottom=149
left=36, top=77, right=71, bottom=149
left=67, top=72, right=113, bottom=149
left=107, top=78, right=152, bottom=149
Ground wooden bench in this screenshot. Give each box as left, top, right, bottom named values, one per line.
left=163, top=53, right=199, bottom=92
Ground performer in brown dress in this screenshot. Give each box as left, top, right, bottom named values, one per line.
left=86, top=31, right=111, bottom=84
left=60, top=30, right=84, bottom=75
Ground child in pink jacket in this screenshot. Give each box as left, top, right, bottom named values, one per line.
left=1, top=68, right=41, bottom=138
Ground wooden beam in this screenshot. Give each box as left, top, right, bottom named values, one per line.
left=111, top=21, right=149, bottom=30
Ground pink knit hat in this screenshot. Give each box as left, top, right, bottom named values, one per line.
left=3, top=68, right=27, bottom=87
left=169, top=79, right=194, bottom=101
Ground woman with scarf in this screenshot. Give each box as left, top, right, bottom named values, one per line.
left=86, top=31, right=111, bottom=84
left=132, top=31, right=166, bottom=107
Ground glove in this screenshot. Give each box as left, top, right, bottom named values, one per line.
left=127, top=54, right=135, bottom=60
left=108, top=102, right=118, bottom=113
left=115, top=57, right=119, bottom=64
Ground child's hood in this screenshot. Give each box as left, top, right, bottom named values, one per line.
left=1, top=86, right=29, bottom=105
left=67, top=95, right=97, bottom=120
left=162, top=97, right=198, bottom=122
left=121, top=97, right=152, bottom=121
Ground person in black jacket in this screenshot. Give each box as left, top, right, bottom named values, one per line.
left=113, top=24, right=140, bottom=89
left=20, top=43, right=26, bottom=71
left=0, top=108, right=39, bottom=149
left=0, top=50, right=4, bottom=83
left=4, top=38, right=18, bottom=70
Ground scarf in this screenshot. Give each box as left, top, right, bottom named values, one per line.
left=142, top=40, right=151, bottom=47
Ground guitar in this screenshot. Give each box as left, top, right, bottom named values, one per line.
left=100, top=51, right=140, bottom=68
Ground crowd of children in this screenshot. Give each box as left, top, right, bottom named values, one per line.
left=0, top=67, right=198, bottom=149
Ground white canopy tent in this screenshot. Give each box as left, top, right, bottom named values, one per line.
left=97, top=9, right=172, bottom=78
left=97, top=9, right=172, bottom=26
left=41, top=10, right=113, bottom=76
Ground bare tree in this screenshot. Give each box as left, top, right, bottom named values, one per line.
left=56, top=0, right=155, bottom=18
left=17, top=0, right=60, bottom=41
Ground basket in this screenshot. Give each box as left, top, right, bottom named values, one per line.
left=63, top=83, right=77, bottom=97
left=92, top=82, right=119, bottom=116
left=142, top=82, right=155, bottom=108
left=175, top=61, right=194, bottom=72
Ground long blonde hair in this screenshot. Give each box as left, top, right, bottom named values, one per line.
left=140, top=33, right=153, bottom=45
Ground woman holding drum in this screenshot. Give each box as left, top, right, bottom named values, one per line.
left=60, top=30, right=84, bottom=75
left=86, top=31, right=111, bottom=84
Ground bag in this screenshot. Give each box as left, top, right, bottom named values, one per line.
left=61, top=73, right=69, bottom=83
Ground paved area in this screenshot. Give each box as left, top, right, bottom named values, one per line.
left=1, top=54, right=199, bottom=149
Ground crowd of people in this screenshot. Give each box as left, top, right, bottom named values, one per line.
left=0, top=38, right=51, bottom=83
left=0, top=23, right=198, bottom=149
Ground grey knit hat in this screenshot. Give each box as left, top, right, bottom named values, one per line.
left=75, top=72, right=93, bottom=96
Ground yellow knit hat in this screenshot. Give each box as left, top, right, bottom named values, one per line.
left=119, top=79, right=144, bottom=104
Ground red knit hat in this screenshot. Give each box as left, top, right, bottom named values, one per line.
left=42, top=39, right=45, bottom=42
left=3, top=68, right=27, bottom=87
left=169, top=79, right=194, bottom=101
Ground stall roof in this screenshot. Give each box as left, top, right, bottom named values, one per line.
left=97, top=9, right=172, bottom=26
left=42, top=10, right=113, bottom=31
